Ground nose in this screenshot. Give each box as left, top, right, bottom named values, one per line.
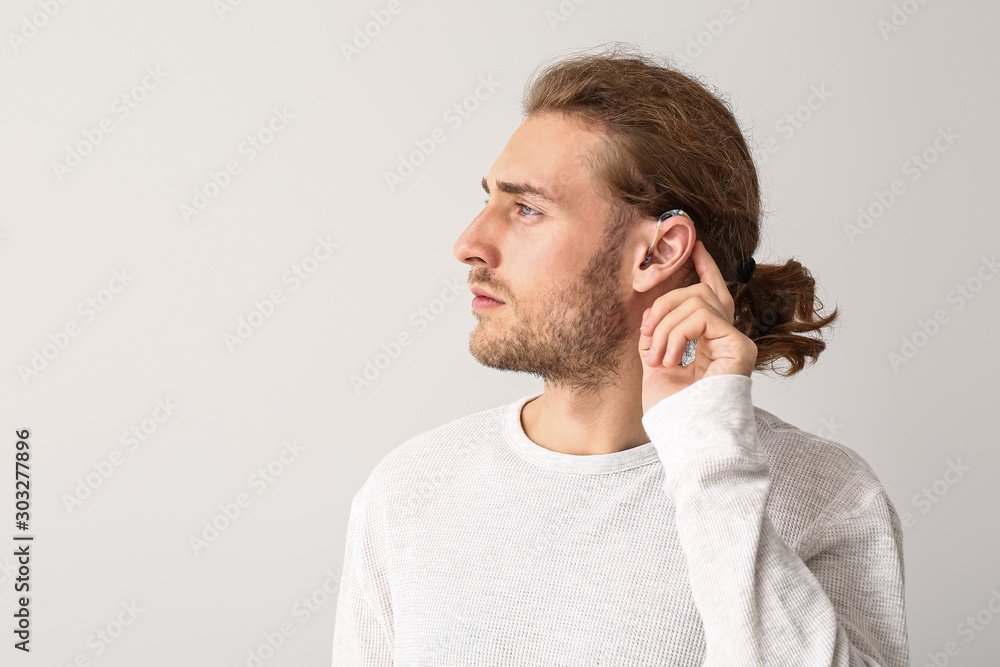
left=452, top=209, right=496, bottom=268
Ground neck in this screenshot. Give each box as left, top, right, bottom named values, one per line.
left=520, top=349, right=650, bottom=456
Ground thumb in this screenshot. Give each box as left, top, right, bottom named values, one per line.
left=638, top=307, right=653, bottom=356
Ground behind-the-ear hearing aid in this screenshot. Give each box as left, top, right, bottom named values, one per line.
left=642, top=208, right=698, bottom=367
left=641, top=209, right=692, bottom=265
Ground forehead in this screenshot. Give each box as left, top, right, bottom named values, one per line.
left=487, top=113, right=607, bottom=204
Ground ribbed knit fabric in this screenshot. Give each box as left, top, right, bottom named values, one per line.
left=332, top=374, right=909, bottom=666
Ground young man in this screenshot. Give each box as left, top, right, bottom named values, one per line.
left=332, top=45, right=909, bottom=666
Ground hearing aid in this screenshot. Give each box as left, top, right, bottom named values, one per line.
left=641, top=209, right=692, bottom=265
left=642, top=209, right=698, bottom=367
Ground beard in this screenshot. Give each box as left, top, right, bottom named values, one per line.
left=467, top=239, right=635, bottom=394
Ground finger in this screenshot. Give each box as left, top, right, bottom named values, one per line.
left=664, top=311, right=710, bottom=367
left=638, top=307, right=653, bottom=354
left=666, top=307, right=755, bottom=370
left=639, top=283, right=727, bottom=341
left=643, top=296, right=725, bottom=367
left=692, top=240, right=735, bottom=323
left=639, top=290, right=685, bottom=351
left=645, top=302, right=685, bottom=367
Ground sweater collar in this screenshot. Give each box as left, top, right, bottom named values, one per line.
left=503, top=392, right=661, bottom=475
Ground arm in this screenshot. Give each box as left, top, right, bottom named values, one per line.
left=332, top=480, right=394, bottom=666
left=641, top=373, right=909, bottom=666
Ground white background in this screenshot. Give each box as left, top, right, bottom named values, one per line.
left=1, top=0, right=998, bottom=665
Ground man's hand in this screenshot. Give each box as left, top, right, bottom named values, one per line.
left=637, top=240, right=757, bottom=415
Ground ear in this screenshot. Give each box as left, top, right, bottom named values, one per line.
left=631, top=213, right=696, bottom=293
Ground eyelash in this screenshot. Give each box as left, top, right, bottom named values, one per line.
left=483, top=198, right=541, bottom=217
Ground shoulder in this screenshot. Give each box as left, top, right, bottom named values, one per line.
left=752, top=406, right=900, bottom=552
left=754, top=406, right=884, bottom=493
left=353, top=399, right=510, bottom=510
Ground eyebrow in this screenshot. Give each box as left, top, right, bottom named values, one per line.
left=481, top=176, right=560, bottom=207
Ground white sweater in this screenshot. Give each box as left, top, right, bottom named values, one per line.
left=331, top=374, right=910, bottom=666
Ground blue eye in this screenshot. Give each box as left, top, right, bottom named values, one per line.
left=482, top=198, right=541, bottom=217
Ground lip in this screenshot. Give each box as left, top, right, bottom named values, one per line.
left=470, top=284, right=504, bottom=304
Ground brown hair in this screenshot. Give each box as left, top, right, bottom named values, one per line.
left=521, top=43, right=839, bottom=377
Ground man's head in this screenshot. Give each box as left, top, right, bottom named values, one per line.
left=452, top=44, right=769, bottom=389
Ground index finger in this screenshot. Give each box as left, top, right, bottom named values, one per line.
left=692, top=240, right=735, bottom=323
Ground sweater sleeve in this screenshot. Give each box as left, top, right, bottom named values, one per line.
left=332, top=479, right=395, bottom=666
left=641, top=373, right=910, bottom=667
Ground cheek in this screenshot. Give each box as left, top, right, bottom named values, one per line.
left=505, top=231, right=585, bottom=297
